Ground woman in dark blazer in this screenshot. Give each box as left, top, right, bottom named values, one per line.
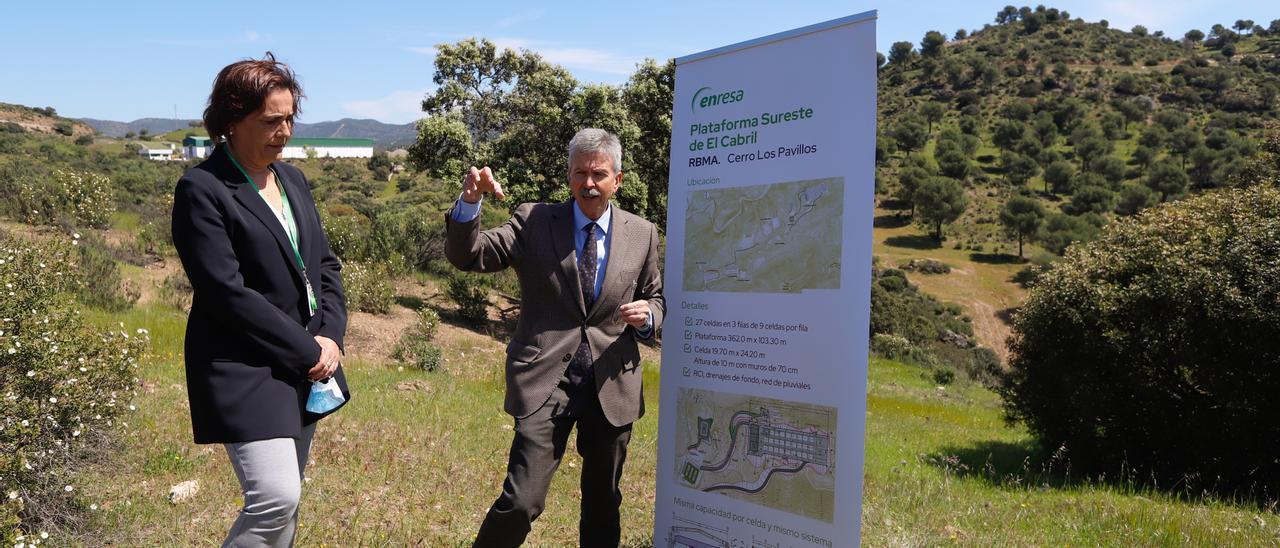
left=171, top=53, right=350, bottom=547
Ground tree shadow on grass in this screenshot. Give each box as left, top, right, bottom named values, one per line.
left=884, top=234, right=942, bottom=250
left=926, top=439, right=1052, bottom=488
left=395, top=295, right=425, bottom=310
left=969, top=252, right=1024, bottom=264
left=996, top=307, right=1018, bottom=326
left=927, top=439, right=1280, bottom=508
left=436, top=303, right=518, bottom=340
left=880, top=198, right=912, bottom=211
left=874, top=213, right=912, bottom=229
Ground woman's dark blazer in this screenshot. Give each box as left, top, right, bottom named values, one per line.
left=172, top=144, right=350, bottom=444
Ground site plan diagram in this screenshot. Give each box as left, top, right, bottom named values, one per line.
left=684, top=177, right=844, bottom=294
left=675, top=388, right=837, bottom=522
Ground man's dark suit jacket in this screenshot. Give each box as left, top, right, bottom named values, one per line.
left=445, top=201, right=665, bottom=426
left=172, top=145, right=350, bottom=444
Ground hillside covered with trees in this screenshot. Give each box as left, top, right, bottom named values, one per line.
left=877, top=7, right=1280, bottom=259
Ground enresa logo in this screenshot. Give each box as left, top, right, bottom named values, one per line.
left=691, top=87, right=744, bottom=113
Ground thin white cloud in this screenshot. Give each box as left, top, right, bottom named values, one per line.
left=404, top=36, right=639, bottom=79
left=342, top=89, right=430, bottom=124
left=492, top=37, right=639, bottom=76
left=495, top=10, right=543, bottom=30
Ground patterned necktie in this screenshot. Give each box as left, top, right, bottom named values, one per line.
left=567, top=223, right=598, bottom=388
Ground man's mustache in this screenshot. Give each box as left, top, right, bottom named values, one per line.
left=580, top=188, right=602, bottom=198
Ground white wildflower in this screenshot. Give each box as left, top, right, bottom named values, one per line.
left=63, top=485, right=72, bottom=492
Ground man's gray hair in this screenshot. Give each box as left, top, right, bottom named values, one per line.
left=568, top=128, right=622, bottom=173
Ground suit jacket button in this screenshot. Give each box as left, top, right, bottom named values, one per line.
left=562, top=353, right=572, bottom=362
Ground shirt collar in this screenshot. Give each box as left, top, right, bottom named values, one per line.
left=573, top=201, right=612, bottom=236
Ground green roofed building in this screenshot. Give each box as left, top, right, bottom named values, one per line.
left=183, top=135, right=213, bottom=158
left=283, top=137, right=375, bottom=159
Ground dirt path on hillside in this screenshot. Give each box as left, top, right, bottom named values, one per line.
left=967, top=298, right=1011, bottom=364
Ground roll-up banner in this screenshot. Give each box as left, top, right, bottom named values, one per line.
left=655, top=11, right=877, bottom=547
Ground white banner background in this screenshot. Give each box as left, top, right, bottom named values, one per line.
left=655, top=12, right=876, bottom=547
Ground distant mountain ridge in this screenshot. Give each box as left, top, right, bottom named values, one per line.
left=77, top=117, right=418, bottom=149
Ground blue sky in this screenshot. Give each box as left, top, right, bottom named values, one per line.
left=2, top=1, right=1273, bottom=124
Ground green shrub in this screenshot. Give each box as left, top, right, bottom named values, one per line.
left=393, top=307, right=444, bottom=371
left=447, top=273, right=489, bottom=325
left=0, top=234, right=146, bottom=537
left=73, top=233, right=137, bottom=312
left=132, top=221, right=173, bottom=258
left=342, top=261, right=395, bottom=314
left=318, top=208, right=370, bottom=262
left=871, top=268, right=972, bottom=345
left=157, top=268, right=192, bottom=312
left=870, top=333, right=936, bottom=366
left=1002, top=186, right=1280, bottom=492
left=16, top=169, right=115, bottom=229
left=898, top=258, right=952, bottom=274
left=414, top=307, right=440, bottom=340
left=366, top=205, right=444, bottom=271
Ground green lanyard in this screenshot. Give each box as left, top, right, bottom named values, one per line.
left=226, top=146, right=319, bottom=315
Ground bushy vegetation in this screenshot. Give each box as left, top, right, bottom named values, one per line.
left=409, top=38, right=674, bottom=227
left=447, top=273, right=490, bottom=326
left=342, top=261, right=396, bottom=314
left=157, top=269, right=192, bottom=312
left=0, top=234, right=146, bottom=540
left=12, top=169, right=115, bottom=229
left=1002, top=185, right=1280, bottom=493
left=393, top=307, right=443, bottom=371
left=869, top=264, right=1000, bottom=386
left=72, top=232, right=139, bottom=312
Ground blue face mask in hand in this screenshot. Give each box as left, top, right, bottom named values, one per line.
left=306, top=377, right=346, bottom=414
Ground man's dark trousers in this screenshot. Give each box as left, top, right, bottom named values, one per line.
left=473, top=379, right=632, bottom=547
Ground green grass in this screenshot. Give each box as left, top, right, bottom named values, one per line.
left=861, top=359, right=1279, bottom=545
left=67, top=303, right=1280, bottom=545
left=109, top=211, right=140, bottom=232
left=73, top=303, right=659, bottom=546
left=381, top=176, right=399, bottom=199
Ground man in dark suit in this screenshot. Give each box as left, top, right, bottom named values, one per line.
left=445, top=128, right=665, bottom=547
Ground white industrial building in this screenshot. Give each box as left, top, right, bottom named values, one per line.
left=177, top=136, right=375, bottom=160
left=136, top=141, right=177, bottom=161
left=283, top=138, right=375, bottom=159
left=183, top=136, right=214, bottom=159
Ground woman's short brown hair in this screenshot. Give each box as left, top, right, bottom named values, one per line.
left=203, top=52, right=304, bottom=141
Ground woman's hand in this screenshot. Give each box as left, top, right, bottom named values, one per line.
left=308, top=336, right=341, bottom=381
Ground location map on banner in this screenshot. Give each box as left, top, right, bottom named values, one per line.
left=655, top=12, right=877, bottom=547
